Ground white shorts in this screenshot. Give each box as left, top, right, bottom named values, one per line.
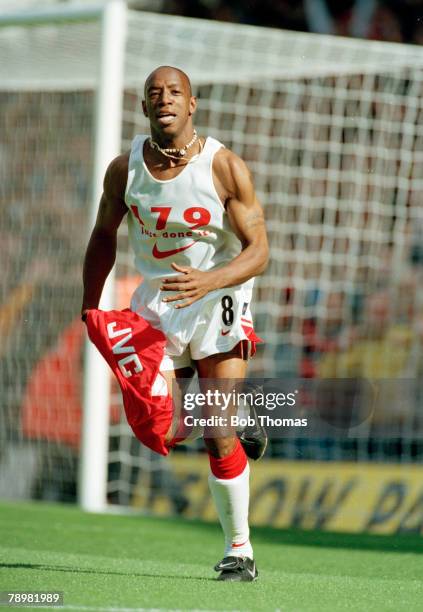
left=130, top=280, right=258, bottom=371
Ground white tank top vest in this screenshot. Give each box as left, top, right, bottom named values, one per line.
left=125, top=135, right=252, bottom=289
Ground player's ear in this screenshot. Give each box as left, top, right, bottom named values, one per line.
left=189, top=95, right=197, bottom=116
left=142, top=100, right=148, bottom=117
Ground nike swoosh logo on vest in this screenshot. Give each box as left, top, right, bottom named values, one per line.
left=152, top=242, right=195, bottom=259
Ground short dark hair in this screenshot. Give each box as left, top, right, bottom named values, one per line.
left=144, top=65, right=192, bottom=98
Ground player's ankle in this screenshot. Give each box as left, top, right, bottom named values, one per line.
left=224, top=539, right=253, bottom=559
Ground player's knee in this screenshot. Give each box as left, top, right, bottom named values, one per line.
left=204, top=436, right=237, bottom=458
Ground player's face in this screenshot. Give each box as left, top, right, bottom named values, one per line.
left=142, top=69, right=196, bottom=139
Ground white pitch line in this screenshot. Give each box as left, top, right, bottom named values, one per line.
left=33, top=606, right=239, bottom=612
left=41, top=607, right=167, bottom=612
left=11, top=608, right=146, bottom=612
left=35, top=608, right=162, bottom=612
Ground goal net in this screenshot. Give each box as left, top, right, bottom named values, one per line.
left=1, top=6, right=423, bottom=517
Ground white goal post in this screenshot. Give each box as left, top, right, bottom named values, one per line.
left=1, top=3, right=423, bottom=515
left=0, top=1, right=127, bottom=512
left=79, top=0, right=127, bottom=513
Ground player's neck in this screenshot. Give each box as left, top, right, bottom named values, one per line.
left=150, top=127, right=195, bottom=150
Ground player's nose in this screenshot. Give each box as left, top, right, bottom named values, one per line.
left=158, top=88, right=173, bottom=105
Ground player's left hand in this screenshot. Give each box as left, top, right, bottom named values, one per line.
left=160, top=262, right=219, bottom=308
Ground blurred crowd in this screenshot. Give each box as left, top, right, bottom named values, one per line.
left=154, top=0, right=423, bottom=45
left=2, top=0, right=422, bottom=42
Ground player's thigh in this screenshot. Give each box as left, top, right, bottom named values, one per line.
left=196, top=347, right=248, bottom=379
left=161, top=366, right=195, bottom=388
left=162, top=366, right=195, bottom=443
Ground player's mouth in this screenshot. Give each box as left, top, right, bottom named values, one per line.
left=156, top=113, right=176, bottom=126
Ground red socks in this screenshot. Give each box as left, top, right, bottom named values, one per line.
left=209, top=439, right=247, bottom=479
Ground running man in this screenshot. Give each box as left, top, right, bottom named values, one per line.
left=81, top=65, right=269, bottom=581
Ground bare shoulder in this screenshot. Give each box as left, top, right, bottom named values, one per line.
left=213, top=147, right=254, bottom=200
left=214, top=148, right=251, bottom=181
left=104, top=152, right=130, bottom=201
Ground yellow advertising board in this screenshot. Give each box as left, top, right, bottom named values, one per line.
left=133, top=455, right=423, bottom=534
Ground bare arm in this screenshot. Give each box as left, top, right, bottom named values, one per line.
left=161, top=150, right=268, bottom=308
left=81, top=154, right=128, bottom=317
left=211, top=150, right=269, bottom=287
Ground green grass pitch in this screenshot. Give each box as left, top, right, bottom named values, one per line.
left=1, top=501, right=422, bottom=611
